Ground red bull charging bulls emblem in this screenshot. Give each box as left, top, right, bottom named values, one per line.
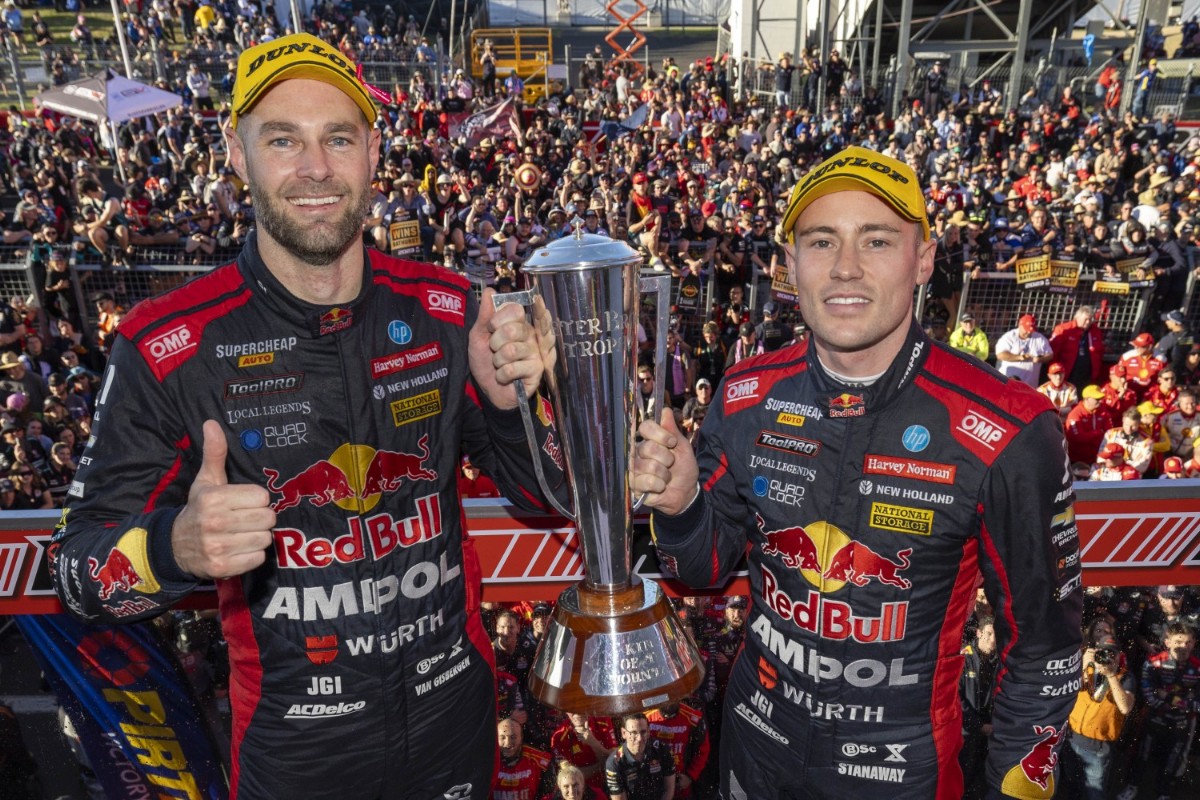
left=264, top=435, right=438, bottom=514
left=758, top=518, right=910, bottom=643
left=758, top=517, right=911, bottom=591
left=87, top=528, right=161, bottom=601
left=1003, top=724, right=1065, bottom=798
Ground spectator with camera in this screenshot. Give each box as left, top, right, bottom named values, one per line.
left=1064, top=619, right=1135, bottom=800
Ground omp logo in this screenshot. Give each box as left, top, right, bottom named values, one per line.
left=726, top=377, right=760, bottom=402
left=146, top=324, right=195, bottom=363
left=426, top=289, right=464, bottom=317
left=957, top=409, right=1007, bottom=450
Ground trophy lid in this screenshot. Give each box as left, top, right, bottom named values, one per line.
left=523, top=218, right=641, bottom=274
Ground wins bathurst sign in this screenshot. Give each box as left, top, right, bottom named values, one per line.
left=3, top=483, right=1200, bottom=610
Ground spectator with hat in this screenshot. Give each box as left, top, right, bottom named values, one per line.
left=948, top=313, right=989, bottom=362
left=724, top=321, right=763, bottom=369
left=681, top=378, right=714, bottom=440
left=0, top=351, right=46, bottom=411
left=1182, top=343, right=1200, bottom=387
left=1066, top=385, right=1116, bottom=468
left=1155, top=309, right=1194, bottom=372
left=1038, top=363, right=1079, bottom=419
left=994, top=313, right=1053, bottom=388
left=1145, top=366, right=1180, bottom=413
left=1050, top=305, right=1107, bottom=387
left=1101, top=363, right=1138, bottom=418
left=1160, top=456, right=1187, bottom=479
left=1090, top=442, right=1140, bottom=481
left=91, top=291, right=124, bottom=357
left=692, top=322, right=726, bottom=391
left=1121, top=332, right=1164, bottom=400
left=1099, top=406, right=1155, bottom=476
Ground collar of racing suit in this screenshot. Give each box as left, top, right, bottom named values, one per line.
left=803, top=319, right=933, bottom=414
left=237, top=229, right=374, bottom=338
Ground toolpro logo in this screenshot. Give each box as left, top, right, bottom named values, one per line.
left=262, top=434, right=438, bottom=514
left=828, top=392, right=866, bottom=418
left=756, top=431, right=820, bottom=457
left=757, top=516, right=910, bottom=642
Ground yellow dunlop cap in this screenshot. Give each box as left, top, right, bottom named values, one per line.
left=231, top=33, right=378, bottom=129
left=782, top=145, right=930, bottom=242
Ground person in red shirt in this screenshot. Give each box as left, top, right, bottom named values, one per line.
left=1102, top=363, right=1138, bottom=417
left=1089, top=442, right=1141, bottom=481
left=1049, top=305, right=1106, bottom=387
left=496, top=717, right=552, bottom=800
left=1145, top=368, right=1180, bottom=413
left=646, top=703, right=710, bottom=799
left=549, top=713, right=618, bottom=794
left=1038, top=362, right=1079, bottom=418
left=1066, top=385, right=1116, bottom=469
left=459, top=455, right=501, bottom=498
left=1161, top=456, right=1186, bottom=479
left=1121, top=332, right=1165, bottom=400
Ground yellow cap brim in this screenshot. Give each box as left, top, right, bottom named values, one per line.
left=232, top=57, right=377, bottom=129
left=783, top=173, right=930, bottom=243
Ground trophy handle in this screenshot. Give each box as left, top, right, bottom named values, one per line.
left=632, top=275, right=672, bottom=512
left=491, top=290, right=576, bottom=521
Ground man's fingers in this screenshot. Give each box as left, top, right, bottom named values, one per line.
left=194, top=419, right=229, bottom=488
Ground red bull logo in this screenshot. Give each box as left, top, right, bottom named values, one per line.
left=759, top=519, right=912, bottom=592
left=361, top=434, right=438, bottom=495
left=319, top=307, right=353, bottom=335
left=824, top=541, right=912, bottom=589
left=762, top=565, right=908, bottom=643
left=264, top=460, right=356, bottom=512
left=263, top=439, right=438, bottom=514
left=89, top=549, right=142, bottom=600
left=276, top=493, right=442, bottom=568
left=828, top=393, right=866, bottom=418
left=1003, top=724, right=1065, bottom=797
left=758, top=514, right=821, bottom=572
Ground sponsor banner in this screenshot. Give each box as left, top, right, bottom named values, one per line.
left=1049, top=260, right=1081, bottom=292
left=15, top=615, right=228, bottom=799
left=388, top=217, right=422, bottom=258
left=4, top=483, right=1200, bottom=611
left=1015, top=254, right=1052, bottom=289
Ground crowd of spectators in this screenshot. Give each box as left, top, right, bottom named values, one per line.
left=2, top=4, right=1200, bottom=799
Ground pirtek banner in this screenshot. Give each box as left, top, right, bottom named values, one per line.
left=2, top=481, right=1199, bottom=609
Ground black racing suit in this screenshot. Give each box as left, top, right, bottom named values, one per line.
left=650, top=322, right=1082, bottom=800
left=49, top=234, right=565, bottom=799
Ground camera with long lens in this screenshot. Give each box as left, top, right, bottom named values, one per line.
left=1093, top=646, right=1117, bottom=666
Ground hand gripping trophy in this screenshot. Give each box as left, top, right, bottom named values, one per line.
left=499, top=222, right=705, bottom=714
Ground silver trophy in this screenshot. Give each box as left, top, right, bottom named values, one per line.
left=497, top=223, right=705, bottom=715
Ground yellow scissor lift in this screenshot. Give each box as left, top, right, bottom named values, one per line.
left=469, top=28, right=562, bottom=104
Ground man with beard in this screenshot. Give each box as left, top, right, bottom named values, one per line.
left=49, top=33, right=564, bottom=800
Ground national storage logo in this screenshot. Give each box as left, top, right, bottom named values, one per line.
left=390, top=389, right=441, bottom=427
left=868, top=503, right=934, bottom=536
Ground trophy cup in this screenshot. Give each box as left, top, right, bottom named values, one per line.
left=497, top=224, right=705, bottom=715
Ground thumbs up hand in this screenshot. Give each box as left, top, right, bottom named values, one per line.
left=171, top=419, right=275, bottom=580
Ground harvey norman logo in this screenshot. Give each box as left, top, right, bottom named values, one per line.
left=371, top=342, right=443, bottom=380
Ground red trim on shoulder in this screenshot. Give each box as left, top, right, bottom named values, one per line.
left=923, top=344, right=1055, bottom=424
left=521, top=744, right=553, bottom=770
left=931, top=538, right=979, bottom=800
left=720, top=344, right=807, bottom=417
left=217, top=576, right=262, bottom=799
left=370, top=250, right=471, bottom=327
left=915, top=367, right=1053, bottom=466
left=120, top=263, right=254, bottom=381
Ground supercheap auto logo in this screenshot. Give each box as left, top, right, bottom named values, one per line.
left=263, top=435, right=437, bottom=514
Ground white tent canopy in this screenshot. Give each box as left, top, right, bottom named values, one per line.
left=35, top=69, right=182, bottom=126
